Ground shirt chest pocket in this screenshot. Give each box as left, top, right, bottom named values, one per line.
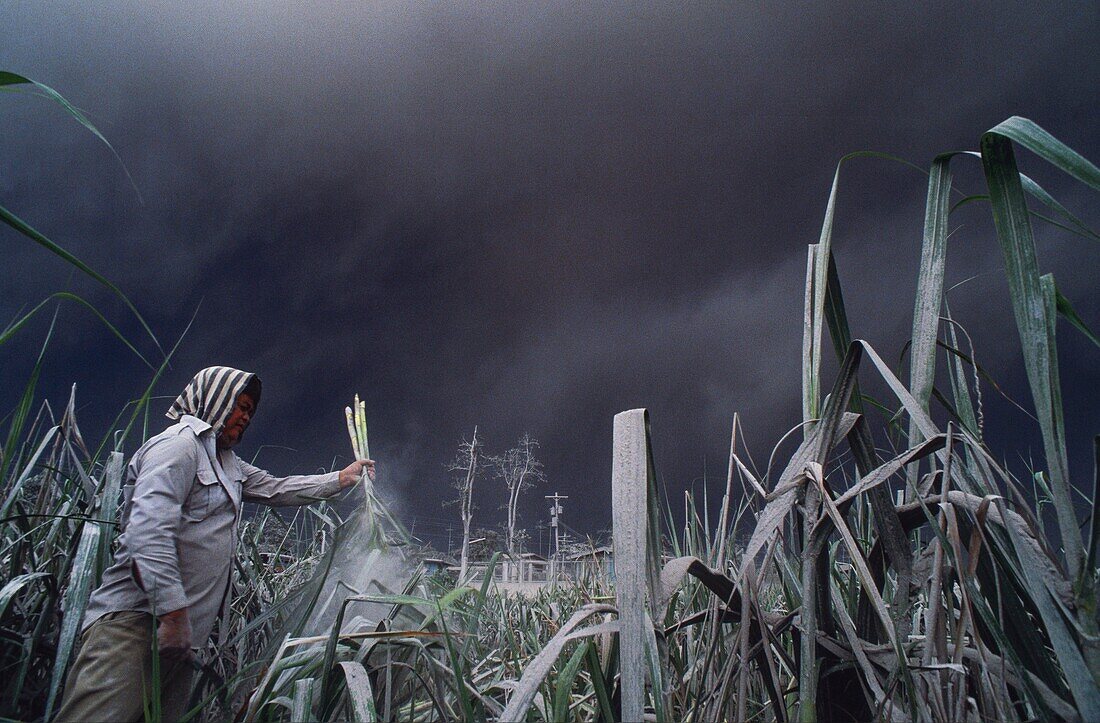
left=184, top=467, right=231, bottom=521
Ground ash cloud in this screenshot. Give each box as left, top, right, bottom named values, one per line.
left=2, top=2, right=1098, bottom=545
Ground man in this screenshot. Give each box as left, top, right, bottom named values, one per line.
left=55, top=366, right=372, bottom=722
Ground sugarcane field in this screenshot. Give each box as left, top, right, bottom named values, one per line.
left=3, top=5, right=1099, bottom=722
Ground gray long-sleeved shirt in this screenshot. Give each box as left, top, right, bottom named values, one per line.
left=83, top=415, right=342, bottom=644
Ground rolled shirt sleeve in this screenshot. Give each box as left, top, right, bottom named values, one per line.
left=239, top=459, right=342, bottom=506
left=125, top=434, right=198, bottom=615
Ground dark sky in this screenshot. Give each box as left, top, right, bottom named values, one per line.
left=3, top=2, right=1098, bottom=553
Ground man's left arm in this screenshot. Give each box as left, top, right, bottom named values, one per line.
left=239, top=458, right=374, bottom=506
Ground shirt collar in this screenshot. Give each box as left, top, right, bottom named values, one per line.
left=180, top=414, right=245, bottom=486
left=179, top=414, right=213, bottom=436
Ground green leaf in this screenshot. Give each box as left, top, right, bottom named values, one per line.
left=0, top=203, right=163, bottom=359
left=552, top=640, right=589, bottom=722
left=437, top=600, right=478, bottom=723
left=1055, top=287, right=1100, bottom=350
left=0, top=291, right=153, bottom=368
left=1019, top=172, right=1100, bottom=242
left=955, top=150, right=1100, bottom=242
left=460, top=551, right=500, bottom=660
left=0, top=71, right=141, bottom=198
left=1091, top=437, right=1100, bottom=571
left=290, top=679, right=315, bottom=723
left=585, top=641, right=616, bottom=722
left=0, top=309, right=58, bottom=488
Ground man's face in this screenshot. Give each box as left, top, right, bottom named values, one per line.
left=217, top=392, right=256, bottom=450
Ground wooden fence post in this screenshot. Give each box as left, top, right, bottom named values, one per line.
left=612, top=408, right=649, bottom=723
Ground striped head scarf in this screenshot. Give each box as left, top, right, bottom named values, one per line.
left=166, top=366, right=262, bottom=435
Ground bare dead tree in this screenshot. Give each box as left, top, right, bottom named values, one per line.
left=489, top=434, right=546, bottom=557
left=447, top=427, right=482, bottom=580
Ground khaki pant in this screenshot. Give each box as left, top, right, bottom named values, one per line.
left=55, top=610, right=195, bottom=723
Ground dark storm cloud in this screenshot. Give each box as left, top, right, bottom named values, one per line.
left=2, top=2, right=1098, bottom=546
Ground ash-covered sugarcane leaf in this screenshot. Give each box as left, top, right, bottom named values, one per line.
left=0, top=572, right=55, bottom=621
left=1001, top=503, right=1100, bottom=719
left=500, top=604, right=618, bottom=721
left=908, top=153, right=956, bottom=486
left=290, top=679, right=314, bottom=723
left=43, top=516, right=101, bottom=720
left=981, top=128, right=1080, bottom=577
left=337, top=661, right=378, bottom=722
left=803, top=151, right=924, bottom=422
left=985, top=116, right=1100, bottom=191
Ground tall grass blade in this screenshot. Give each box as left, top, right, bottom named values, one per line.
left=95, top=452, right=125, bottom=573
left=0, top=205, right=162, bottom=359
left=803, top=245, right=818, bottom=425
left=980, top=129, right=1080, bottom=577
left=804, top=151, right=922, bottom=422
left=0, top=309, right=58, bottom=488
left=907, top=153, right=954, bottom=488
left=43, top=515, right=100, bottom=720
left=91, top=305, right=198, bottom=462
left=437, top=601, right=478, bottom=722
left=1018, top=173, right=1100, bottom=242
left=585, top=641, right=615, bottom=722
left=1, top=73, right=115, bottom=159
left=986, top=116, right=1100, bottom=191
left=499, top=605, right=618, bottom=721
left=0, top=71, right=141, bottom=201
left=0, top=292, right=153, bottom=370
left=551, top=639, right=589, bottom=722
left=1055, top=287, right=1100, bottom=349
left=821, top=252, right=915, bottom=639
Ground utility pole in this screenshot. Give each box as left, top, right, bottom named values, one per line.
left=545, top=492, right=568, bottom=581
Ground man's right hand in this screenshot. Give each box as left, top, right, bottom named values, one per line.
left=339, top=459, right=376, bottom=488
left=157, top=608, right=194, bottom=664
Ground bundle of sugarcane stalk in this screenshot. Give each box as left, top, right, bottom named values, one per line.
left=344, top=394, right=407, bottom=549
left=274, top=396, right=412, bottom=643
